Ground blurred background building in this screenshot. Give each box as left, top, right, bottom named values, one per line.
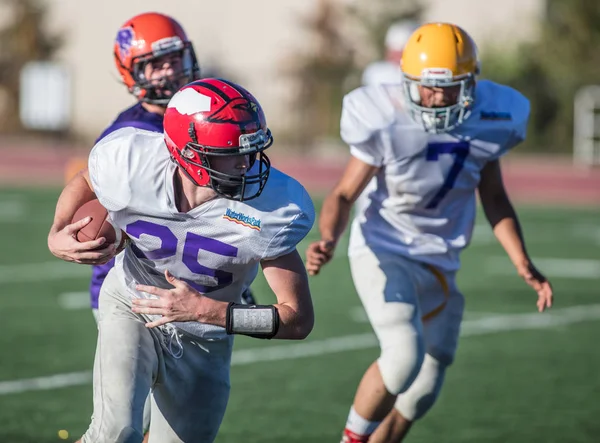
left=5, top=0, right=597, bottom=159
left=0, top=0, right=599, bottom=163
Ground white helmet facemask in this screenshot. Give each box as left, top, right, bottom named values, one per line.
left=402, top=67, right=476, bottom=133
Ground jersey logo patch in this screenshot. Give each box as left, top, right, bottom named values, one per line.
left=480, top=111, right=512, bottom=120
left=223, top=208, right=261, bottom=231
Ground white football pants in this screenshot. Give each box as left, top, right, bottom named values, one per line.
left=349, top=248, right=464, bottom=420
left=82, top=268, right=233, bottom=443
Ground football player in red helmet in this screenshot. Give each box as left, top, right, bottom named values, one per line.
left=66, top=13, right=249, bottom=443
left=86, top=14, right=202, bottom=443
left=49, top=78, right=315, bottom=443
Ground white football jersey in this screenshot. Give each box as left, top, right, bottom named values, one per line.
left=341, top=80, right=529, bottom=271
left=89, top=127, right=315, bottom=338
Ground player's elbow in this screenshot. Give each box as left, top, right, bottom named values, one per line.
left=298, top=312, right=315, bottom=339
left=288, top=309, right=314, bottom=340
left=330, top=188, right=355, bottom=208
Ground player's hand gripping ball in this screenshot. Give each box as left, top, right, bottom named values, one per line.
left=72, top=199, right=129, bottom=251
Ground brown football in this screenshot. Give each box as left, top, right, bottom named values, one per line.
left=71, top=199, right=128, bottom=250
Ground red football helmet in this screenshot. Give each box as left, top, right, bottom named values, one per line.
left=164, top=78, right=273, bottom=201
left=113, top=12, right=200, bottom=105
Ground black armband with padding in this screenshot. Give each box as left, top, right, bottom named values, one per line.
left=225, top=302, right=280, bottom=339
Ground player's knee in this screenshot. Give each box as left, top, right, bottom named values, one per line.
left=377, top=334, right=425, bottom=395
left=395, top=355, right=446, bottom=421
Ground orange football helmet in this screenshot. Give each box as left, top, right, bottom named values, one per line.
left=114, top=12, right=200, bottom=105
left=400, top=23, right=479, bottom=133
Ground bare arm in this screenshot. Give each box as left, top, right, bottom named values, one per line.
left=305, top=156, right=379, bottom=275
left=260, top=249, right=314, bottom=339
left=47, top=168, right=116, bottom=264
left=132, top=250, right=314, bottom=339
left=478, top=160, right=553, bottom=311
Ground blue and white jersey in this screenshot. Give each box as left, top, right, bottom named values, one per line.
left=341, top=80, right=529, bottom=271
left=88, top=127, right=315, bottom=338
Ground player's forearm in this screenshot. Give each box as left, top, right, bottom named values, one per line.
left=484, top=196, right=530, bottom=268
left=261, top=250, right=314, bottom=339
left=493, top=217, right=530, bottom=266
left=319, top=191, right=353, bottom=246
left=195, top=295, right=313, bottom=340
left=49, top=173, right=96, bottom=235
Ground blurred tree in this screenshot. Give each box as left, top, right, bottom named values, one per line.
left=0, top=0, right=63, bottom=133
left=282, top=0, right=355, bottom=148
left=345, top=0, right=423, bottom=62
left=283, top=0, right=422, bottom=149
left=481, top=0, right=600, bottom=153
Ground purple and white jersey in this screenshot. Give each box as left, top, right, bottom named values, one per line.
left=341, top=80, right=529, bottom=272
left=88, top=127, right=315, bottom=338
left=90, top=103, right=164, bottom=309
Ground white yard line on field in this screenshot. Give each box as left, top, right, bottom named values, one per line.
left=349, top=306, right=504, bottom=323
left=571, top=224, right=600, bottom=246
left=58, top=292, right=91, bottom=310
left=0, top=254, right=597, bottom=286
left=1, top=304, right=600, bottom=396
left=486, top=257, right=600, bottom=279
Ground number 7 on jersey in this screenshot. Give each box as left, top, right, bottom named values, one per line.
left=425, top=141, right=470, bottom=209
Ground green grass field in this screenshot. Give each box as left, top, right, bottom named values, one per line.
left=0, top=187, right=599, bottom=443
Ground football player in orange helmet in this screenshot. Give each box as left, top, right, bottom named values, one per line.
left=113, top=12, right=200, bottom=106
left=89, top=12, right=199, bottom=329
left=306, top=23, right=552, bottom=443
left=110, top=12, right=257, bottom=301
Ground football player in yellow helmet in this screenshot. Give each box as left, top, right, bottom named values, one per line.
left=401, top=22, right=479, bottom=133
left=305, top=22, right=553, bottom=443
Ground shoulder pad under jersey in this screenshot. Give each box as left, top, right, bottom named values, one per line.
left=250, top=168, right=315, bottom=260
left=88, top=127, right=166, bottom=212
left=341, top=86, right=397, bottom=145
left=473, top=80, right=530, bottom=142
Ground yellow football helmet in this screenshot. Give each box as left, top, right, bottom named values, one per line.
left=400, top=23, right=479, bottom=133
